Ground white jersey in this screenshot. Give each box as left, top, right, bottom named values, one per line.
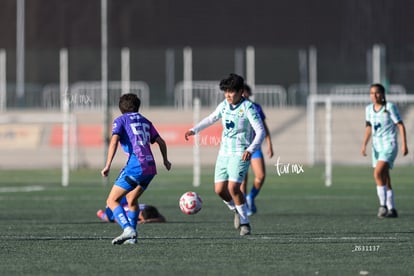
left=191, top=98, right=265, bottom=156
left=365, top=102, right=402, bottom=151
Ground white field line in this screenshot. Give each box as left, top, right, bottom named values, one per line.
left=0, top=185, right=45, bottom=193
left=0, top=235, right=408, bottom=242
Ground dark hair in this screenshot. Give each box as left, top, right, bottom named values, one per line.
left=119, top=93, right=141, bottom=113
left=219, top=73, right=244, bottom=92
left=141, top=205, right=161, bottom=219
left=243, top=83, right=252, bottom=96
left=370, top=83, right=387, bottom=112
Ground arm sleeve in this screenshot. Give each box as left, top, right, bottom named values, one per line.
left=191, top=103, right=222, bottom=134
left=365, top=105, right=371, bottom=126
left=147, top=121, right=160, bottom=144
left=389, top=103, right=403, bottom=124
left=246, top=105, right=265, bottom=153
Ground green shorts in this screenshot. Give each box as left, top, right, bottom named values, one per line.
left=214, top=155, right=250, bottom=183
left=372, top=146, right=397, bottom=169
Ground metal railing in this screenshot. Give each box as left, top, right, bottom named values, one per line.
left=42, top=81, right=150, bottom=110
left=174, top=81, right=287, bottom=109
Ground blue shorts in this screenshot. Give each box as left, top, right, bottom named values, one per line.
left=251, top=149, right=263, bottom=159
left=214, top=155, right=250, bottom=183
left=115, top=155, right=155, bottom=192
left=372, top=146, right=397, bottom=169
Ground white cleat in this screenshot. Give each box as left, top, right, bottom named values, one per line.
left=377, top=206, right=387, bottom=218
left=239, top=224, right=251, bottom=236
left=124, top=238, right=137, bottom=244
left=112, top=226, right=137, bottom=245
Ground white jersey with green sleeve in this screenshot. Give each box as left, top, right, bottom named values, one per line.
left=365, top=102, right=402, bottom=151
left=191, top=98, right=265, bottom=157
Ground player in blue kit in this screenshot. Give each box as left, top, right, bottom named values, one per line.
left=96, top=197, right=166, bottom=224
left=185, top=74, right=265, bottom=236
left=240, top=84, right=274, bottom=216
left=361, top=83, right=408, bottom=218
left=101, top=93, right=171, bottom=245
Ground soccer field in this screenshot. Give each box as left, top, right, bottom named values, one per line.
left=0, top=165, right=413, bottom=275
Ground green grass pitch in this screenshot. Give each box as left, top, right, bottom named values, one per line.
left=0, top=165, right=413, bottom=275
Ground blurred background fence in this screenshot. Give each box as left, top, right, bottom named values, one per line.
left=0, top=46, right=412, bottom=109
left=1, top=0, right=414, bottom=109
left=1, top=0, right=414, bottom=172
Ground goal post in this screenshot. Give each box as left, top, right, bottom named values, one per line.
left=0, top=49, right=6, bottom=112
left=307, top=93, right=413, bottom=187
left=193, top=98, right=201, bottom=187
left=60, top=48, right=70, bottom=187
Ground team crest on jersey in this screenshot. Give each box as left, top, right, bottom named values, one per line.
left=225, top=120, right=235, bottom=129
left=238, top=109, right=244, bottom=117
left=374, top=122, right=381, bottom=131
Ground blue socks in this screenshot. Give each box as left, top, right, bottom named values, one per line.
left=127, top=210, right=138, bottom=229
left=104, top=207, right=115, bottom=222
left=113, top=205, right=132, bottom=229
left=249, top=187, right=260, bottom=199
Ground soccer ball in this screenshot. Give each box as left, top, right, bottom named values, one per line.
left=179, top=191, right=203, bottom=215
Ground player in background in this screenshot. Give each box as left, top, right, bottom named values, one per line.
left=240, top=84, right=274, bottom=216
left=185, top=73, right=265, bottom=236
left=361, top=83, right=408, bottom=218
left=97, top=197, right=166, bottom=224
left=101, top=93, right=171, bottom=245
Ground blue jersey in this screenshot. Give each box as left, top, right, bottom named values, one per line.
left=252, top=102, right=266, bottom=137
left=112, top=112, right=160, bottom=175
left=365, top=102, right=402, bottom=152
left=253, top=102, right=265, bottom=121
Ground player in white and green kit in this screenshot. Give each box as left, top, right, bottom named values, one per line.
left=185, top=74, right=265, bottom=236
left=361, top=83, right=408, bottom=218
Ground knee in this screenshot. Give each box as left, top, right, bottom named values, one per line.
left=214, top=186, right=224, bottom=196
left=373, top=171, right=381, bottom=180
left=255, top=175, right=265, bottom=184
left=227, top=184, right=242, bottom=197
left=107, top=194, right=122, bottom=209
left=106, top=197, right=116, bottom=209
